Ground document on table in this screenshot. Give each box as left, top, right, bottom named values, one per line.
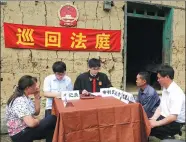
left=89, top=92, right=103, bottom=96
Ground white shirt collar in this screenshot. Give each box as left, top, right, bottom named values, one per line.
left=164, top=81, right=175, bottom=93
left=53, top=75, right=66, bottom=81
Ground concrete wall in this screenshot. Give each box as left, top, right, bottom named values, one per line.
left=1, top=1, right=185, bottom=133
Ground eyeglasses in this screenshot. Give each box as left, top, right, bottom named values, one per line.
left=55, top=72, right=65, bottom=76
left=91, top=67, right=100, bottom=70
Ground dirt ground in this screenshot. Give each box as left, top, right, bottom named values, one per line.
left=1, top=129, right=185, bottom=142
left=0, top=134, right=45, bottom=142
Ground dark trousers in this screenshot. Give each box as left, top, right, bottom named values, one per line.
left=45, top=109, right=52, bottom=117
left=11, top=115, right=57, bottom=142
left=150, top=115, right=184, bottom=140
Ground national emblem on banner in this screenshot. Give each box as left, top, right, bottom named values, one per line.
left=58, top=4, right=79, bottom=27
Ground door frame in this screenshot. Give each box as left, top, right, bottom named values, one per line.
left=123, top=1, right=173, bottom=91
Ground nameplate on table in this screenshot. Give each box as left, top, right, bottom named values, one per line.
left=100, top=88, right=113, bottom=97
left=100, top=87, right=135, bottom=104
left=61, top=90, right=80, bottom=101
left=100, top=87, right=122, bottom=99
left=110, top=88, right=122, bottom=100
left=120, top=91, right=135, bottom=104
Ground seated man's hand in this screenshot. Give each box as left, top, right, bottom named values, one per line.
left=82, top=89, right=89, bottom=95
left=149, top=117, right=157, bottom=120
left=149, top=119, right=159, bottom=128
left=55, top=92, right=61, bottom=98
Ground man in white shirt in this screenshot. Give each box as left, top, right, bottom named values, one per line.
left=43, top=61, right=73, bottom=117
left=149, top=65, right=185, bottom=140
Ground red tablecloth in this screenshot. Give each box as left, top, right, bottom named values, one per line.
left=52, top=97, right=151, bottom=142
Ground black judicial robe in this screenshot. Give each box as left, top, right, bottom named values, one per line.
left=74, top=71, right=112, bottom=94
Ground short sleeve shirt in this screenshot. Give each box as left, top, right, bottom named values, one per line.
left=43, top=74, right=73, bottom=110
left=160, top=81, right=185, bottom=123
left=6, top=95, right=35, bottom=136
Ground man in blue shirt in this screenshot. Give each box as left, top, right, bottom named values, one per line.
left=43, top=61, right=73, bottom=117
left=136, top=72, right=160, bottom=118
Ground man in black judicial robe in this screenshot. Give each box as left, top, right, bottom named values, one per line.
left=74, top=58, right=112, bottom=95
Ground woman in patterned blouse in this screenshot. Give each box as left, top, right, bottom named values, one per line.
left=6, top=75, right=56, bottom=142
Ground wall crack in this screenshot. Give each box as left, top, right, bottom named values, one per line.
left=18, top=1, right=24, bottom=24
left=109, top=13, right=111, bottom=30
left=44, top=1, right=48, bottom=25
left=2, top=5, right=6, bottom=27
left=96, top=1, right=98, bottom=20
left=115, top=7, right=121, bottom=30
left=56, top=51, right=59, bottom=59
left=84, top=1, right=87, bottom=28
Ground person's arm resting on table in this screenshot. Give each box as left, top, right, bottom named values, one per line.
left=44, top=92, right=60, bottom=98
left=43, top=77, right=60, bottom=98
left=74, top=75, right=89, bottom=95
